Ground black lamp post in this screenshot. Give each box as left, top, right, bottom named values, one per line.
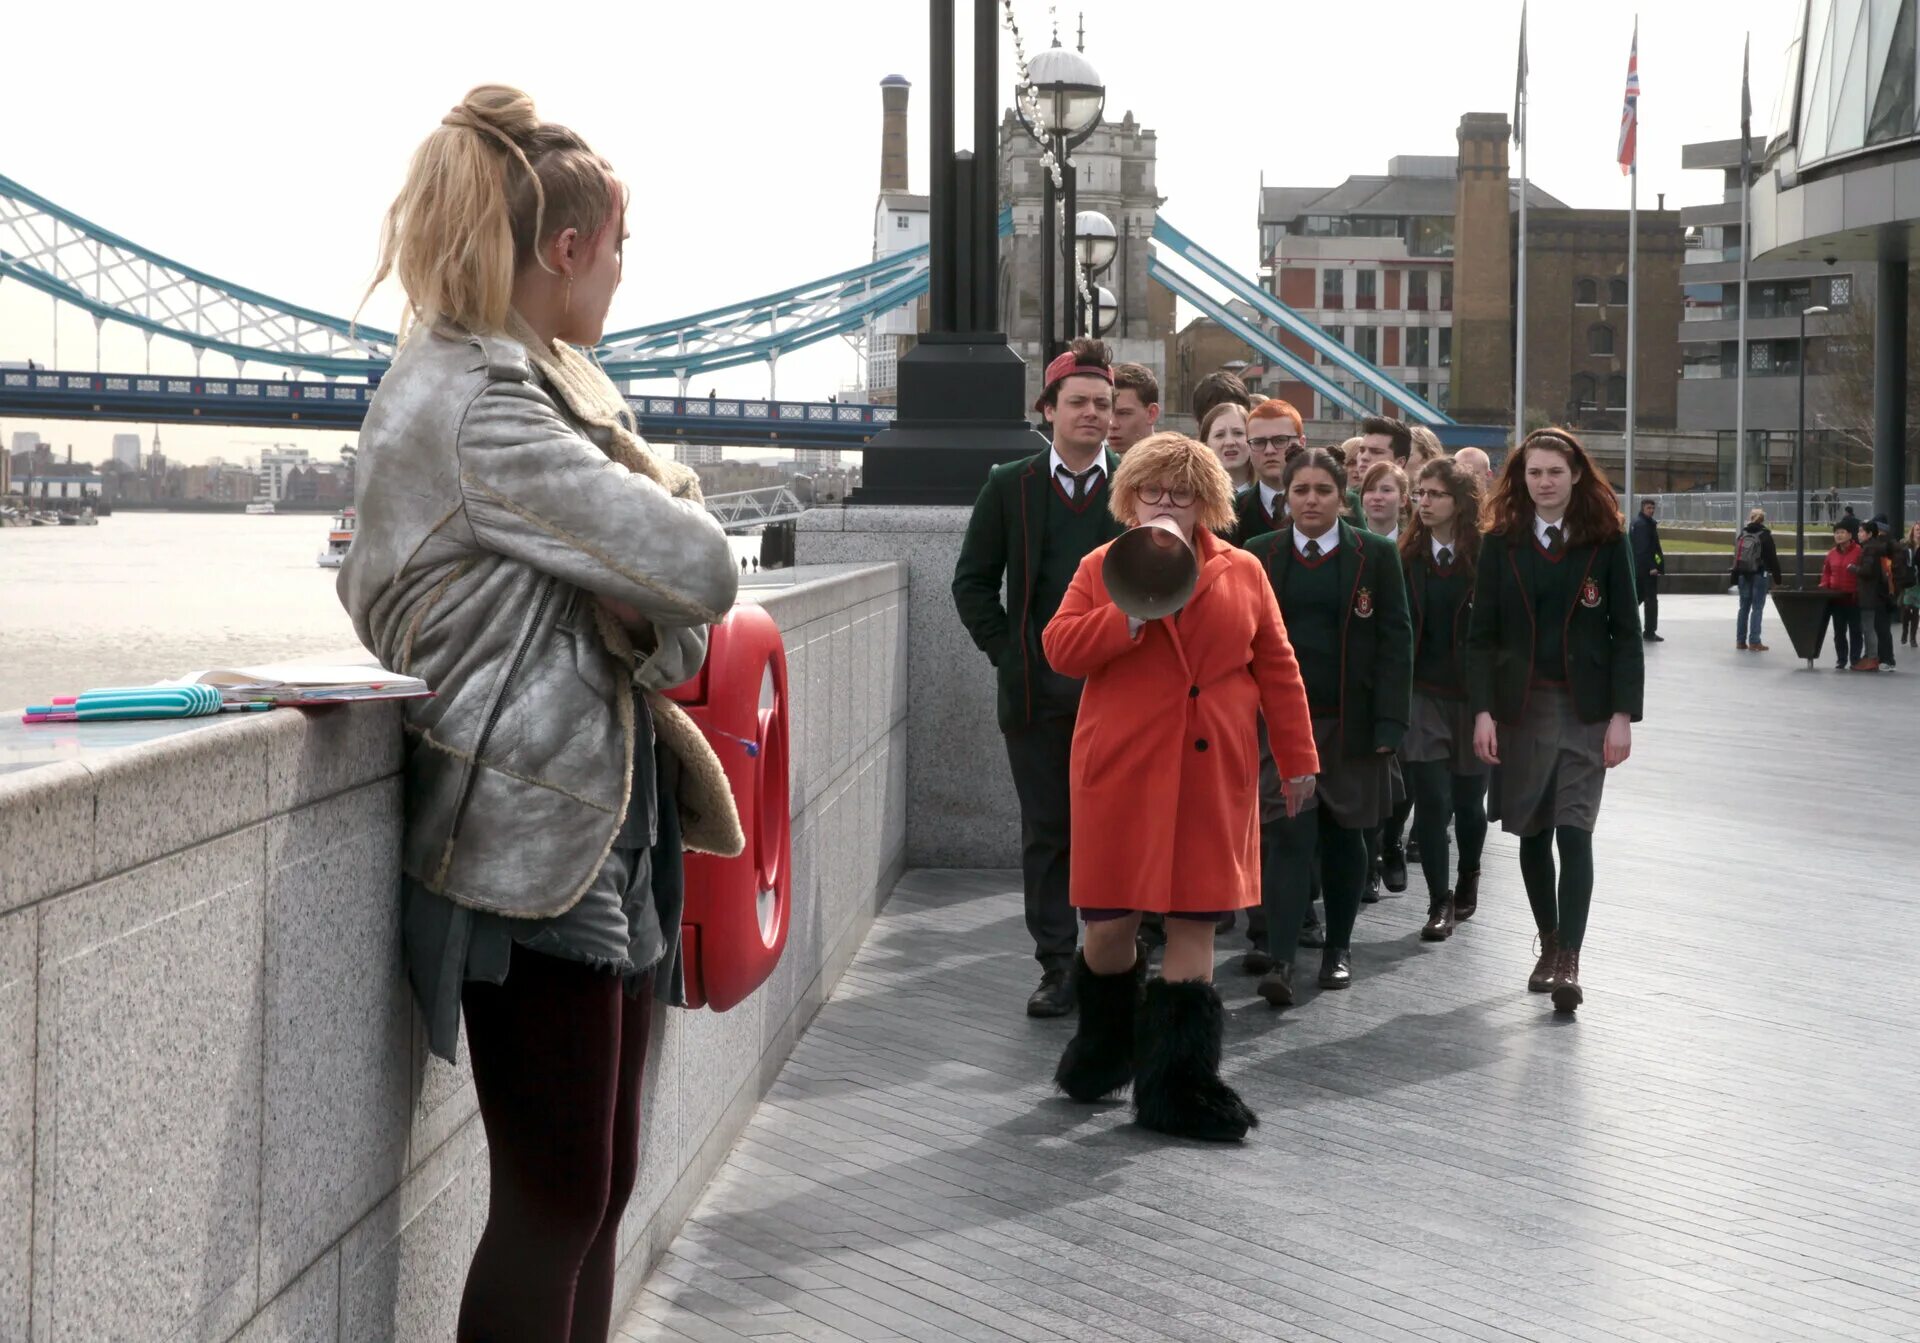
left=854, top=0, right=1052, bottom=505
left=1794, top=303, right=1829, bottom=585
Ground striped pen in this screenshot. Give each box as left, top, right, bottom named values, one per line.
left=20, top=684, right=268, bottom=725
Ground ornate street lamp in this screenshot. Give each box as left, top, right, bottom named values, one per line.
left=1093, top=285, right=1118, bottom=338
left=1074, top=209, right=1117, bottom=338
left=1017, top=39, right=1105, bottom=359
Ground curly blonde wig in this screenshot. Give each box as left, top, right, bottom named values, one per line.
left=1109, top=432, right=1237, bottom=533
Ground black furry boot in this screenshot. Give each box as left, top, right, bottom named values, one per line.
left=1053, top=952, right=1146, bottom=1102
left=1132, top=979, right=1258, bottom=1142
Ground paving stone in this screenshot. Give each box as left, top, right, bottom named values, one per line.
left=625, top=604, right=1920, bottom=1341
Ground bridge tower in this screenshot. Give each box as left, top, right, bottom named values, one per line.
left=999, top=105, right=1173, bottom=411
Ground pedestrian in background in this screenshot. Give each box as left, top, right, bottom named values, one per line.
left=1629, top=498, right=1666, bottom=643
left=1899, top=522, right=1920, bottom=648
left=1854, top=516, right=1897, bottom=671
left=1820, top=520, right=1865, bottom=670
left=1730, top=507, right=1783, bottom=651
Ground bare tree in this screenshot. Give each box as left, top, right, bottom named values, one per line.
left=1817, top=289, right=1920, bottom=479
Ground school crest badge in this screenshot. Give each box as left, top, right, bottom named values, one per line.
left=1580, top=578, right=1602, bottom=609
left=1354, top=587, right=1375, bottom=618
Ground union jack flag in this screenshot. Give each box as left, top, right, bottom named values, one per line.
left=1617, top=22, right=1640, bottom=174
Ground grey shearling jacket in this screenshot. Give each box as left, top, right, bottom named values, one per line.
left=338, top=324, right=738, bottom=919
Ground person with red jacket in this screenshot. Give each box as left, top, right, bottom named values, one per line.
left=1820, top=520, right=1865, bottom=670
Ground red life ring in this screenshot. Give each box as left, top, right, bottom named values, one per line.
left=665, top=605, right=791, bottom=1011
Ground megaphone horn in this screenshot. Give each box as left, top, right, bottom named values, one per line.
left=1104, top=516, right=1197, bottom=622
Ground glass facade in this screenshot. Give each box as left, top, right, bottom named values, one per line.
left=1794, top=0, right=1919, bottom=166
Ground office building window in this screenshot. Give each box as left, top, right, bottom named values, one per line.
left=1319, top=324, right=1346, bottom=365
left=1406, top=270, right=1428, bottom=311
left=1828, top=274, right=1853, bottom=308
left=1406, top=327, right=1431, bottom=367
left=1409, top=216, right=1454, bottom=257
left=1355, top=328, right=1380, bottom=362
left=1574, top=375, right=1598, bottom=412
left=1589, top=325, right=1615, bottom=356
left=1438, top=328, right=1452, bottom=366
left=1356, top=270, right=1377, bottom=309
left=1750, top=342, right=1772, bottom=373
left=896, top=216, right=910, bottom=229
left=1608, top=277, right=1629, bottom=305
left=1322, top=269, right=1344, bottom=309
left=1606, top=375, right=1627, bottom=410
left=1576, top=278, right=1598, bottom=306
left=1439, top=269, right=1453, bottom=311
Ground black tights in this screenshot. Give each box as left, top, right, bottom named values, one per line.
left=1261, top=805, right=1370, bottom=960
left=460, top=950, right=654, bottom=1343
left=1903, top=607, right=1918, bottom=643
left=1405, top=762, right=1489, bottom=911
left=1518, top=827, right=1595, bottom=951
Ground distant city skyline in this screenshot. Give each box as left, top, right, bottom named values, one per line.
left=2, top=0, right=1799, bottom=464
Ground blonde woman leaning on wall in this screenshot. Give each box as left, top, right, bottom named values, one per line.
left=338, top=85, right=740, bottom=1342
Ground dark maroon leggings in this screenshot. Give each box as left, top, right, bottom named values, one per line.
left=457, top=948, right=653, bottom=1343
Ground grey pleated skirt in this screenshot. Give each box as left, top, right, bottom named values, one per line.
left=1403, top=691, right=1489, bottom=776
left=1487, top=686, right=1606, bottom=837
left=1260, top=715, right=1396, bottom=829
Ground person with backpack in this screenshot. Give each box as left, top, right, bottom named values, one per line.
left=1730, top=508, right=1784, bottom=651
left=1853, top=516, right=1898, bottom=671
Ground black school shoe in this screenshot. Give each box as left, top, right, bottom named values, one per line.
left=1026, top=963, right=1074, bottom=1017
left=1381, top=844, right=1409, bottom=893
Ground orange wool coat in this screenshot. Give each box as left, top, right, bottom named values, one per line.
left=1042, top=526, right=1320, bottom=914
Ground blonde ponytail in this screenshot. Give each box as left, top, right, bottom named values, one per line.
left=362, top=84, right=620, bottom=339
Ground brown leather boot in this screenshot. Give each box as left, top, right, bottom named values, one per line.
left=1550, top=948, right=1583, bottom=1012
left=1527, top=930, right=1558, bottom=993
left=1452, top=870, right=1480, bottom=921
left=1420, top=897, right=1455, bottom=942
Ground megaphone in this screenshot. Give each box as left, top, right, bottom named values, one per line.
left=1104, top=516, right=1197, bottom=621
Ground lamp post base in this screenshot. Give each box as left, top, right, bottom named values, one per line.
left=853, top=333, right=1050, bottom=505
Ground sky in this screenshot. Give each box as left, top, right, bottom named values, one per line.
left=0, top=0, right=1803, bottom=466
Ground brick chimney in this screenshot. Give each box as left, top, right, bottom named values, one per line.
left=1449, top=112, right=1516, bottom=427
left=880, top=75, right=910, bottom=192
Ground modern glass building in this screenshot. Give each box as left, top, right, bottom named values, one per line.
left=1748, top=0, right=1920, bottom=524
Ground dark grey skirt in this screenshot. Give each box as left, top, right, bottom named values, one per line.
left=1403, top=691, right=1489, bottom=776
left=1261, top=715, right=1396, bottom=829
left=1487, top=686, right=1606, bottom=837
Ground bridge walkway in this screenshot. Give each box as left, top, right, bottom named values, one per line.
left=621, top=596, right=1920, bottom=1342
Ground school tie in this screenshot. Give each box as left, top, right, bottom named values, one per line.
left=1545, top=525, right=1564, bottom=555
left=1059, top=464, right=1099, bottom=504
left=1305, top=538, right=1323, bottom=561
left=1437, top=546, right=1453, bottom=568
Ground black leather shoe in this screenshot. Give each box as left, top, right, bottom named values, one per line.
left=1405, top=837, right=1422, bottom=865
left=1361, top=870, right=1382, bottom=904
left=1258, top=962, right=1295, bottom=1007
left=1026, top=965, right=1074, bottom=1018
left=1381, top=844, right=1409, bottom=893
left=1317, top=947, right=1353, bottom=989
left=1452, top=869, right=1480, bottom=922
left=1241, top=948, right=1273, bottom=975
left=1299, top=919, right=1327, bottom=949
left=1420, top=899, right=1455, bottom=941
left=1644, top=632, right=1665, bottom=643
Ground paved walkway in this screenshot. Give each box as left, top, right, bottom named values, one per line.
left=622, top=595, right=1920, bottom=1342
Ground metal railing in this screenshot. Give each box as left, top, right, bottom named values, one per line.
left=1636, top=489, right=1920, bottom=527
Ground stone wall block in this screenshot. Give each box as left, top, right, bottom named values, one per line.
left=0, top=909, right=35, bottom=1343
left=0, top=765, right=92, bottom=918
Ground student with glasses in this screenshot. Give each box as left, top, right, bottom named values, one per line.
left=1044, top=433, right=1318, bottom=1141
left=1398, top=459, right=1490, bottom=940
left=1234, top=400, right=1304, bottom=542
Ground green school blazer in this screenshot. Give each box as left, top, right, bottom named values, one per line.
left=1465, top=530, right=1646, bottom=726
left=950, top=449, right=1125, bottom=732
left=1244, top=519, right=1412, bottom=758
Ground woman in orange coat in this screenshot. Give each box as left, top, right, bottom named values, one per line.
left=1043, top=432, right=1319, bottom=1141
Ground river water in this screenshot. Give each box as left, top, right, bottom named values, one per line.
left=0, top=513, right=766, bottom=711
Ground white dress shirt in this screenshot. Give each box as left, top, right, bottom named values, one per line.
left=1293, top=525, right=1339, bottom=558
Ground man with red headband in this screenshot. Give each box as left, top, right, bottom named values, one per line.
left=1234, top=399, right=1304, bottom=543
left=953, top=337, right=1124, bottom=1016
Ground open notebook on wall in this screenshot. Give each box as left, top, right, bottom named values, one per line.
left=164, top=662, right=431, bottom=706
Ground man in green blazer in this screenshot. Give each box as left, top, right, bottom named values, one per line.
left=952, top=338, right=1126, bottom=1017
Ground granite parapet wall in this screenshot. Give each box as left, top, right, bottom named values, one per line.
left=0, top=561, right=907, bottom=1343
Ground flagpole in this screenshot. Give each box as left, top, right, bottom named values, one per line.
left=1735, top=33, right=1752, bottom=525
left=1624, top=17, right=1639, bottom=516
left=1516, top=92, right=1529, bottom=451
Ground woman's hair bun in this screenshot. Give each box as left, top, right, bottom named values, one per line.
left=451, top=84, right=539, bottom=145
